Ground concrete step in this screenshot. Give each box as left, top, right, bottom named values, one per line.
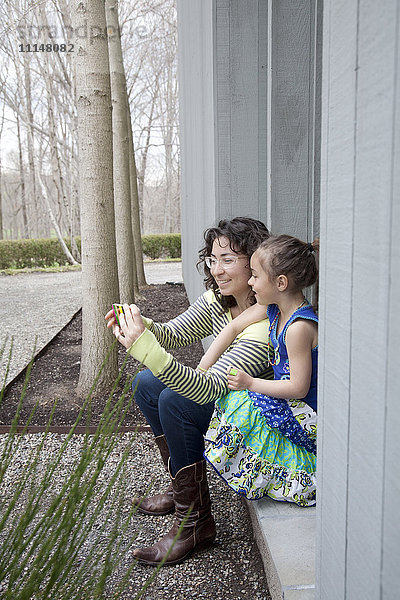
left=247, top=496, right=316, bottom=600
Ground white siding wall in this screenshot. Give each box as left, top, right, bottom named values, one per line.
left=178, top=0, right=269, bottom=302
left=317, top=1, right=400, bottom=598
left=178, top=0, right=321, bottom=303
left=177, top=0, right=217, bottom=301
left=214, top=0, right=269, bottom=222
left=178, top=0, right=399, bottom=596
left=270, top=0, right=322, bottom=240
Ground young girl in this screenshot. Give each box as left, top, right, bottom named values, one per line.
left=199, top=235, right=319, bottom=506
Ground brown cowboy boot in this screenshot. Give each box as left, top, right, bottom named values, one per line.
left=132, top=435, right=174, bottom=516
left=132, top=459, right=216, bottom=566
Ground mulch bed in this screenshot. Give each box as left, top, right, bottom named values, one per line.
left=0, top=283, right=204, bottom=428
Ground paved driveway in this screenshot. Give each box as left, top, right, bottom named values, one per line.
left=0, top=262, right=182, bottom=386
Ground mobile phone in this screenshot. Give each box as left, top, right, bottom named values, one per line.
left=112, top=304, right=125, bottom=327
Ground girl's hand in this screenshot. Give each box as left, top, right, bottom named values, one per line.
left=226, top=366, right=254, bottom=391
left=105, top=304, right=145, bottom=349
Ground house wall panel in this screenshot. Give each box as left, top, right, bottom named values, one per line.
left=179, top=0, right=270, bottom=303
left=317, top=1, right=358, bottom=597
left=215, top=1, right=268, bottom=220
left=346, top=1, right=399, bottom=597
left=318, top=0, right=400, bottom=598
left=177, top=0, right=217, bottom=301
left=382, top=17, right=400, bottom=588
left=270, top=0, right=318, bottom=241
left=179, top=1, right=321, bottom=304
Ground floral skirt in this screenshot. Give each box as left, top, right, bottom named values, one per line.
left=204, top=390, right=317, bottom=506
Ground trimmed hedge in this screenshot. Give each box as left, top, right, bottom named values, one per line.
left=141, top=233, right=181, bottom=260
left=0, top=237, right=82, bottom=269
left=0, top=234, right=181, bottom=269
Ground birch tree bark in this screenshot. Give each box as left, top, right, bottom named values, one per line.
left=72, top=0, right=119, bottom=396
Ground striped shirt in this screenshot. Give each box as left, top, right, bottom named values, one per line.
left=129, top=289, right=273, bottom=405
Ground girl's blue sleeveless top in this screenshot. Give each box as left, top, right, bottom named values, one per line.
left=267, top=303, right=318, bottom=412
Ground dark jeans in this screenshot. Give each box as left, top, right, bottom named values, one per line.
left=132, top=369, right=215, bottom=476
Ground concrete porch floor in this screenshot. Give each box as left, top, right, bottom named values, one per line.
left=247, top=496, right=316, bottom=599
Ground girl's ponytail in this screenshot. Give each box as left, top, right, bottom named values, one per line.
left=308, top=238, right=319, bottom=313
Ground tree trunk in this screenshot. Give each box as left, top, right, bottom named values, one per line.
left=163, top=125, right=173, bottom=233
left=137, top=84, right=158, bottom=224
left=127, top=106, right=147, bottom=287
left=37, top=2, right=79, bottom=251
left=105, top=0, right=137, bottom=302
left=0, top=104, right=4, bottom=240
left=72, top=0, right=119, bottom=397
left=0, top=158, right=3, bottom=240
left=22, top=50, right=39, bottom=237
left=36, top=171, right=78, bottom=265
left=16, top=114, right=29, bottom=238
left=41, top=54, right=70, bottom=241
left=70, top=170, right=81, bottom=262
left=160, top=43, right=178, bottom=233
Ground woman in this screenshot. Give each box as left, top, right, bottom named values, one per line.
left=105, top=217, right=272, bottom=566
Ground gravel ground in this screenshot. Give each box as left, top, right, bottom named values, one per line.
left=0, top=430, right=270, bottom=599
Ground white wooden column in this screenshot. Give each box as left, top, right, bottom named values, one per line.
left=317, top=0, right=400, bottom=598
left=177, top=0, right=217, bottom=300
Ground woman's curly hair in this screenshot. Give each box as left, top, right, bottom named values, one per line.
left=197, top=217, right=270, bottom=311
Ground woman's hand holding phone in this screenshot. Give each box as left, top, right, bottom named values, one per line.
left=105, top=304, right=145, bottom=349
